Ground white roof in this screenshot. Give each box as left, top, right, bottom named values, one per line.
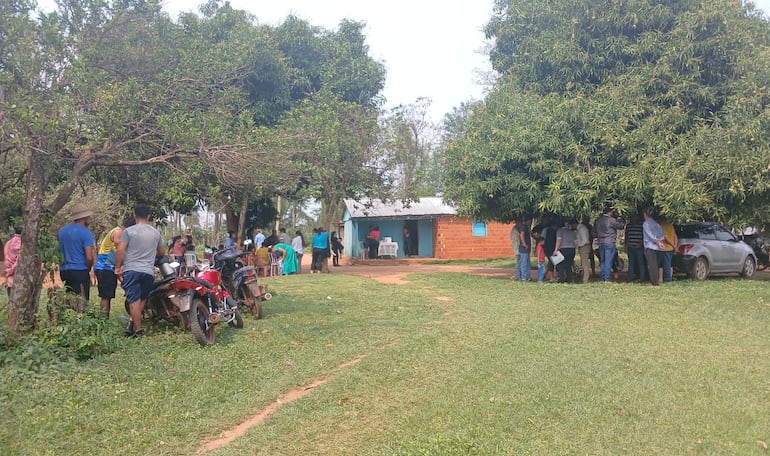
left=344, top=197, right=457, bottom=219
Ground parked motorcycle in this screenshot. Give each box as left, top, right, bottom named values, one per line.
left=207, top=247, right=271, bottom=319
left=128, top=257, right=221, bottom=346
left=740, top=232, right=770, bottom=271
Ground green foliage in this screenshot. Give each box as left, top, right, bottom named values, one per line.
left=0, top=293, right=124, bottom=373
left=447, top=0, right=770, bottom=226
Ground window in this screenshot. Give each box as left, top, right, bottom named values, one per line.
left=715, top=226, right=736, bottom=242
left=472, top=221, right=487, bottom=237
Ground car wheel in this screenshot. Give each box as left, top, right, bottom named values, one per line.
left=740, top=256, right=756, bottom=278
left=689, top=256, right=709, bottom=281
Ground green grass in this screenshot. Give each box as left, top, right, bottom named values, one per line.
left=2, top=273, right=770, bottom=455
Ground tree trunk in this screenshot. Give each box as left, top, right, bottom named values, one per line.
left=225, top=203, right=238, bottom=234
left=322, top=199, right=340, bottom=233
left=8, top=159, right=48, bottom=331
left=237, top=196, right=248, bottom=245
left=274, top=196, right=282, bottom=232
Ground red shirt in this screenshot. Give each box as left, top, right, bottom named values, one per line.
left=4, top=234, right=21, bottom=287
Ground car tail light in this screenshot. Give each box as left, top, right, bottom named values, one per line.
left=677, top=244, right=694, bottom=255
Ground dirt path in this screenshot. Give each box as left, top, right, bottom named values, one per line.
left=317, top=261, right=516, bottom=285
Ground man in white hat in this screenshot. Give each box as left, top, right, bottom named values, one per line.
left=57, top=202, right=95, bottom=303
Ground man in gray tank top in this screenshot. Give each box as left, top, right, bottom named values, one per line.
left=115, top=203, right=165, bottom=337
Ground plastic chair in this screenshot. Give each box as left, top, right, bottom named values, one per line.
left=183, top=253, right=196, bottom=275
left=269, top=252, right=283, bottom=276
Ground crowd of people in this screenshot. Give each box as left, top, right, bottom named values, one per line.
left=513, top=206, right=678, bottom=286
left=2, top=198, right=353, bottom=337
left=245, top=227, right=343, bottom=275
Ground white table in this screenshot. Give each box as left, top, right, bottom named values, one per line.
left=378, top=241, right=398, bottom=258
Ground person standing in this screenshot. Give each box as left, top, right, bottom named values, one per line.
left=642, top=208, right=666, bottom=286
left=225, top=230, right=237, bottom=249
left=541, top=219, right=560, bottom=281
left=331, top=231, right=344, bottom=267
left=594, top=206, right=625, bottom=283
left=576, top=218, right=592, bottom=283
left=365, top=225, right=380, bottom=259
left=311, top=228, right=329, bottom=273
left=94, top=216, right=135, bottom=319
left=4, top=223, right=22, bottom=300
left=509, top=221, right=520, bottom=279
left=279, top=228, right=291, bottom=245
left=659, top=218, right=677, bottom=283
left=553, top=219, right=578, bottom=283
left=115, top=204, right=165, bottom=338
left=291, top=231, right=304, bottom=273
left=253, top=229, right=265, bottom=249
left=624, top=213, right=646, bottom=283
left=57, top=203, right=96, bottom=303
left=517, top=216, right=533, bottom=281
left=535, top=236, right=546, bottom=282
left=170, top=235, right=185, bottom=261
left=402, top=226, right=413, bottom=257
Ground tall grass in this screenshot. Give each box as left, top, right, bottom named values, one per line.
left=2, top=273, right=769, bottom=455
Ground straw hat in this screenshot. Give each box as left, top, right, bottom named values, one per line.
left=69, top=203, right=93, bottom=221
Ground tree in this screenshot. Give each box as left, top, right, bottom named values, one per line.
left=379, top=98, right=441, bottom=198
left=444, top=0, right=770, bottom=226
left=0, top=0, right=268, bottom=330
left=280, top=93, right=385, bottom=229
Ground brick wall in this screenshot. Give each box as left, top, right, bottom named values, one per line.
left=434, top=216, right=516, bottom=260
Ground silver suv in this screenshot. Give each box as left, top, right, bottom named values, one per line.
left=673, top=222, right=756, bottom=280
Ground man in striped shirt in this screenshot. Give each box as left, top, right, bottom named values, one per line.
left=624, top=213, right=646, bottom=283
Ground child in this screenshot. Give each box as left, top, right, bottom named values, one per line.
left=536, top=236, right=546, bottom=282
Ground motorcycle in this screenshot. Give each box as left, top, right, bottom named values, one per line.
left=205, top=246, right=271, bottom=319
left=128, top=257, right=221, bottom=346
left=740, top=232, right=770, bottom=271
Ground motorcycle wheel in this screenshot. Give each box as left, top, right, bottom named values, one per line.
left=241, top=283, right=263, bottom=319
left=187, top=297, right=216, bottom=346
left=228, top=308, right=244, bottom=329
left=758, top=263, right=768, bottom=271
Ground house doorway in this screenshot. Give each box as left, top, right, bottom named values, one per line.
left=404, top=220, right=418, bottom=256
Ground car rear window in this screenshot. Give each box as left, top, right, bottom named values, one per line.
left=675, top=224, right=716, bottom=240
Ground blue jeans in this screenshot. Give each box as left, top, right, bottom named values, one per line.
left=660, top=250, right=673, bottom=282
left=537, top=262, right=546, bottom=282
left=627, top=246, right=647, bottom=282
left=517, top=253, right=531, bottom=281
left=598, top=243, right=616, bottom=282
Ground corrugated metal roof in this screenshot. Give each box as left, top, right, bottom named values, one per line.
left=344, top=197, right=457, bottom=219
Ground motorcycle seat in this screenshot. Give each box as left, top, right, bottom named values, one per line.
left=192, top=277, right=214, bottom=289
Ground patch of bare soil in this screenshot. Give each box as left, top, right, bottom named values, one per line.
left=196, top=355, right=366, bottom=454
left=334, top=262, right=515, bottom=285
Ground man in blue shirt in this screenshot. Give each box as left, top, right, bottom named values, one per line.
left=225, top=230, right=237, bottom=249
left=57, top=203, right=95, bottom=303
left=253, top=229, right=265, bottom=248
left=642, top=207, right=666, bottom=286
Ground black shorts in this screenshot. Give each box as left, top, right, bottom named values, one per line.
left=59, top=269, right=91, bottom=300
left=95, top=269, right=118, bottom=299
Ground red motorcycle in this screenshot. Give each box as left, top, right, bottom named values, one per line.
left=130, top=257, right=222, bottom=346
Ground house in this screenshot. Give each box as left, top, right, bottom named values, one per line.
left=341, top=197, right=516, bottom=260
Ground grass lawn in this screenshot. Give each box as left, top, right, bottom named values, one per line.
left=2, top=271, right=770, bottom=455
